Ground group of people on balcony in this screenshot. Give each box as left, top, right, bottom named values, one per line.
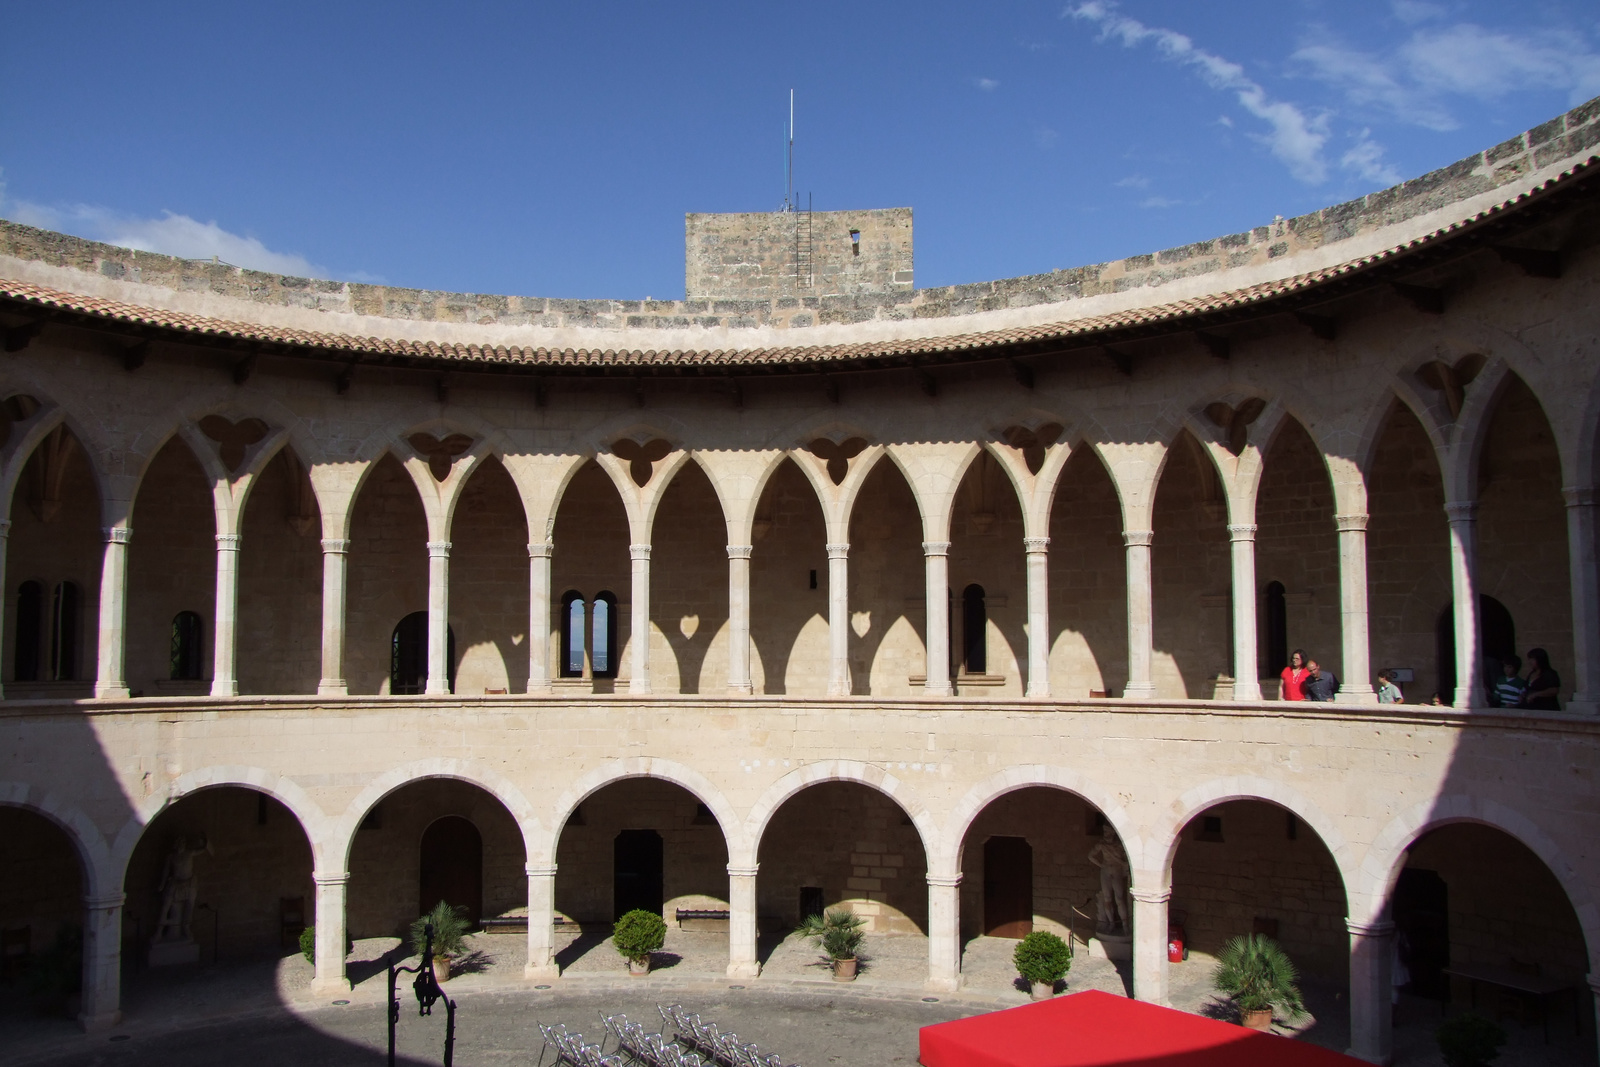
left=1277, top=648, right=1562, bottom=709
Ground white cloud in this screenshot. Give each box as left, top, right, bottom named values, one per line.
left=2, top=193, right=326, bottom=277
left=1341, top=132, right=1404, bottom=185
left=1115, top=174, right=1151, bottom=189
left=975, top=77, right=1000, bottom=91
left=1067, top=2, right=1331, bottom=183
left=1140, top=195, right=1183, bottom=209
left=1294, top=23, right=1600, bottom=130
left=1035, top=127, right=1061, bottom=148
left=1391, top=0, right=1446, bottom=25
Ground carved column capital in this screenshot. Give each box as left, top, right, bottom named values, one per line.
left=527, top=542, right=553, bottom=559
left=1444, top=501, right=1477, bottom=524
left=1334, top=513, right=1369, bottom=533
left=312, top=871, right=350, bottom=887
left=1563, top=486, right=1597, bottom=509
left=826, top=542, right=850, bottom=560
left=925, top=874, right=963, bottom=888
left=1346, top=918, right=1396, bottom=938
left=1130, top=888, right=1172, bottom=905
left=1023, top=536, right=1051, bottom=554
left=1122, top=529, right=1154, bottom=548
left=320, top=538, right=351, bottom=555
left=921, top=541, right=951, bottom=557
left=726, top=864, right=760, bottom=878
left=426, top=540, right=453, bottom=558
left=629, top=543, right=652, bottom=561
left=525, top=864, right=558, bottom=878
left=82, top=892, right=127, bottom=910
left=103, top=526, right=133, bottom=545
left=1226, top=523, right=1258, bottom=542
left=214, top=533, right=242, bottom=549
left=725, top=544, right=754, bottom=560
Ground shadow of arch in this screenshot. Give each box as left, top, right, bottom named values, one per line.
left=650, top=460, right=727, bottom=693
left=550, top=460, right=631, bottom=690
left=949, top=450, right=1026, bottom=694
left=1255, top=415, right=1341, bottom=680
left=237, top=446, right=323, bottom=695
left=749, top=457, right=828, bottom=695
left=547, top=757, right=745, bottom=867
left=442, top=454, right=527, bottom=695
left=848, top=458, right=925, bottom=696
left=1150, top=429, right=1229, bottom=698
left=1047, top=443, right=1127, bottom=699
left=345, top=453, right=427, bottom=694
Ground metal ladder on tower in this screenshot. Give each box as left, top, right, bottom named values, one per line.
left=794, top=196, right=813, bottom=289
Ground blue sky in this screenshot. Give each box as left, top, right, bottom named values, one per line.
left=2, top=1, right=1597, bottom=298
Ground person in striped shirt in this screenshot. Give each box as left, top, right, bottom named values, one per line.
left=1493, top=655, right=1527, bottom=708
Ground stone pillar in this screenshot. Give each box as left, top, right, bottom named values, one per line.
left=523, top=864, right=560, bottom=980
left=1588, top=975, right=1600, bottom=1057
left=1565, top=488, right=1599, bottom=714
left=311, top=871, right=351, bottom=993
left=629, top=543, right=652, bottom=694
left=317, top=539, right=351, bottom=696
left=925, top=874, right=962, bottom=992
left=1347, top=918, right=1395, bottom=1065
left=1335, top=513, right=1376, bottom=702
left=94, top=526, right=132, bottom=699
left=1445, top=502, right=1483, bottom=709
left=1227, top=525, right=1263, bottom=701
left=0, top=519, right=9, bottom=700
left=1131, top=886, right=1170, bottom=1006
left=209, top=532, right=242, bottom=697
left=826, top=543, right=851, bottom=697
left=79, top=891, right=123, bottom=1031
left=425, top=540, right=452, bottom=696
left=922, top=541, right=953, bottom=696
left=527, top=542, right=553, bottom=694
left=1024, top=536, right=1051, bottom=698
left=1123, top=529, right=1157, bottom=699
left=726, top=545, right=754, bottom=695
left=727, top=864, right=760, bottom=978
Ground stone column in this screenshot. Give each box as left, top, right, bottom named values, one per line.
left=0, top=520, right=10, bottom=700
left=826, top=543, right=851, bottom=697
left=726, top=545, right=754, bottom=695
left=1588, top=975, right=1600, bottom=1056
left=317, top=539, right=351, bottom=696
left=1131, top=886, right=1170, bottom=1006
left=425, top=540, right=452, bottom=696
left=925, top=874, right=962, bottom=992
left=1335, top=513, right=1376, bottom=702
left=922, top=541, right=953, bottom=696
left=209, top=533, right=242, bottom=697
left=1346, top=918, right=1395, bottom=1065
left=629, top=543, right=652, bottom=694
left=1565, top=488, right=1599, bottom=714
left=1123, top=530, right=1157, bottom=700
left=523, top=864, right=560, bottom=980
left=94, top=526, right=132, bottom=699
left=1227, top=525, right=1263, bottom=701
left=79, top=890, right=123, bottom=1031
left=1445, top=502, right=1484, bottom=709
left=727, top=864, right=760, bottom=978
left=311, top=871, right=351, bottom=993
left=527, top=542, right=553, bottom=694
left=1024, top=536, right=1051, bottom=698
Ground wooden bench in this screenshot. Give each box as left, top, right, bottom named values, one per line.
left=675, top=908, right=730, bottom=931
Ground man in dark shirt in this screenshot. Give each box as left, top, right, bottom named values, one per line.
left=1304, top=659, right=1340, bottom=702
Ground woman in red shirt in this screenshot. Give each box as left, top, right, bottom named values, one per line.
left=1281, top=649, right=1309, bottom=701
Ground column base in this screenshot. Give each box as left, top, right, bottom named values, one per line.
left=924, top=975, right=963, bottom=993
left=727, top=683, right=754, bottom=696
left=79, top=1009, right=123, bottom=1033
left=1345, top=1048, right=1394, bottom=1066
left=526, top=684, right=553, bottom=696
left=94, top=684, right=131, bottom=700
left=726, top=960, right=762, bottom=979
left=923, top=682, right=954, bottom=697
left=1336, top=686, right=1377, bottom=704
left=210, top=680, right=240, bottom=697
left=1121, top=683, right=1157, bottom=700
left=1232, top=680, right=1263, bottom=701
left=524, top=961, right=562, bottom=981
left=1566, top=697, right=1598, bottom=716
left=628, top=681, right=652, bottom=695
left=317, top=681, right=348, bottom=696
left=310, top=976, right=352, bottom=995
left=424, top=684, right=450, bottom=696
left=1025, top=683, right=1051, bottom=699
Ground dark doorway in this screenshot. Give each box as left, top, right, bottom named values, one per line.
left=962, top=584, right=987, bottom=675
left=798, top=885, right=825, bottom=923
left=1263, top=581, right=1287, bottom=676
left=391, top=612, right=457, bottom=695
left=14, top=580, right=42, bottom=681
left=983, top=835, right=1034, bottom=939
left=1436, top=595, right=1514, bottom=700
left=419, top=815, right=482, bottom=927
left=1393, top=866, right=1449, bottom=998
left=613, top=829, right=664, bottom=919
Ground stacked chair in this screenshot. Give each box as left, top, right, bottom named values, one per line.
left=539, top=1007, right=801, bottom=1067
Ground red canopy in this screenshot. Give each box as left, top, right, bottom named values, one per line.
left=919, top=990, right=1363, bottom=1067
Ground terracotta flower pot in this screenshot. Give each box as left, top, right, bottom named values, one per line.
left=832, top=957, right=858, bottom=981
left=433, top=955, right=452, bottom=983
left=628, top=955, right=651, bottom=976
left=1030, top=980, right=1056, bottom=1001
left=1242, top=1008, right=1273, bottom=1031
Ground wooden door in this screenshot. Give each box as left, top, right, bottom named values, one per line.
left=419, top=815, right=483, bottom=927
left=983, top=836, right=1033, bottom=939
left=614, top=829, right=664, bottom=919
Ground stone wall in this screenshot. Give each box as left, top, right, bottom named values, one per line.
left=237, top=450, right=322, bottom=694
left=0, top=807, right=83, bottom=954
left=957, top=787, right=1104, bottom=943
left=346, top=455, right=429, bottom=694
left=1255, top=419, right=1343, bottom=684
left=126, top=439, right=216, bottom=694
left=450, top=457, right=531, bottom=695
left=1048, top=449, right=1128, bottom=699
left=1152, top=436, right=1233, bottom=697
left=685, top=209, right=913, bottom=302
left=748, top=459, right=830, bottom=695
left=849, top=463, right=927, bottom=696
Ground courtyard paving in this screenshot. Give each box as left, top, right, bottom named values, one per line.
left=3, top=932, right=1592, bottom=1066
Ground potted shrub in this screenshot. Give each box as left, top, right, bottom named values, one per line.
left=1013, top=930, right=1072, bottom=1000
left=1436, top=1013, right=1506, bottom=1067
left=797, top=907, right=867, bottom=981
left=409, top=901, right=470, bottom=982
left=1211, top=933, right=1306, bottom=1030
left=613, top=908, right=667, bottom=976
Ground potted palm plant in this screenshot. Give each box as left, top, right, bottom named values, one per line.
left=1211, top=933, right=1306, bottom=1030
left=409, top=901, right=470, bottom=982
left=613, top=909, right=667, bottom=976
left=797, top=907, right=867, bottom=981
left=1013, top=930, right=1072, bottom=1000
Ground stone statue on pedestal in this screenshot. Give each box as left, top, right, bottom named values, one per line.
left=154, top=834, right=211, bottom=944
left=1087, top=825, right=1132, bottom=934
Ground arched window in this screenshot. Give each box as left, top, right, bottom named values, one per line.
left=559, top=591, right=586, bottom=678
left=962, top=584, right=986, bottom=675
left=14, top=580, right=42, bottom=682
left=170, top=611, right=204, bottom=681
left=390, top=612, right=456, bottom=695
left=1437, top=595, right=1515, bottom=700
left=1264, top=581, right=1287, bottom=676
left=592, top=591, right=619, bottom=678
left=50, top=581, right=78, bottom=681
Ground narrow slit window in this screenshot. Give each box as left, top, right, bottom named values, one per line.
left=50, top=581, right=78, bottom=681
left=592, top=591, right=619, bottom=678
left=560, top=592, right=585, bottom=678
left=1264, top=581, right=1287, bottom=677
left=14, top=580, right=42, bottom=682
left=962, top=584, right=986, bottom=675
left=171, top=611, right=204, bottom=681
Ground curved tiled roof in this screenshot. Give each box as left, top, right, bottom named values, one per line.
left=1, top=98, right=1597, bottom=374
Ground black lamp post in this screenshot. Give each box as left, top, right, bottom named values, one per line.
left=388, top=923, right=457, bottom=1066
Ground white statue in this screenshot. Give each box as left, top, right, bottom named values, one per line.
left=1087, top=825, right=1132, bottom=933
left=154, top=834, right=211, bottom=943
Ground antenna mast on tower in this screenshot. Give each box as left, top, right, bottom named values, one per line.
left=784, top=89, right=795, bottom=213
